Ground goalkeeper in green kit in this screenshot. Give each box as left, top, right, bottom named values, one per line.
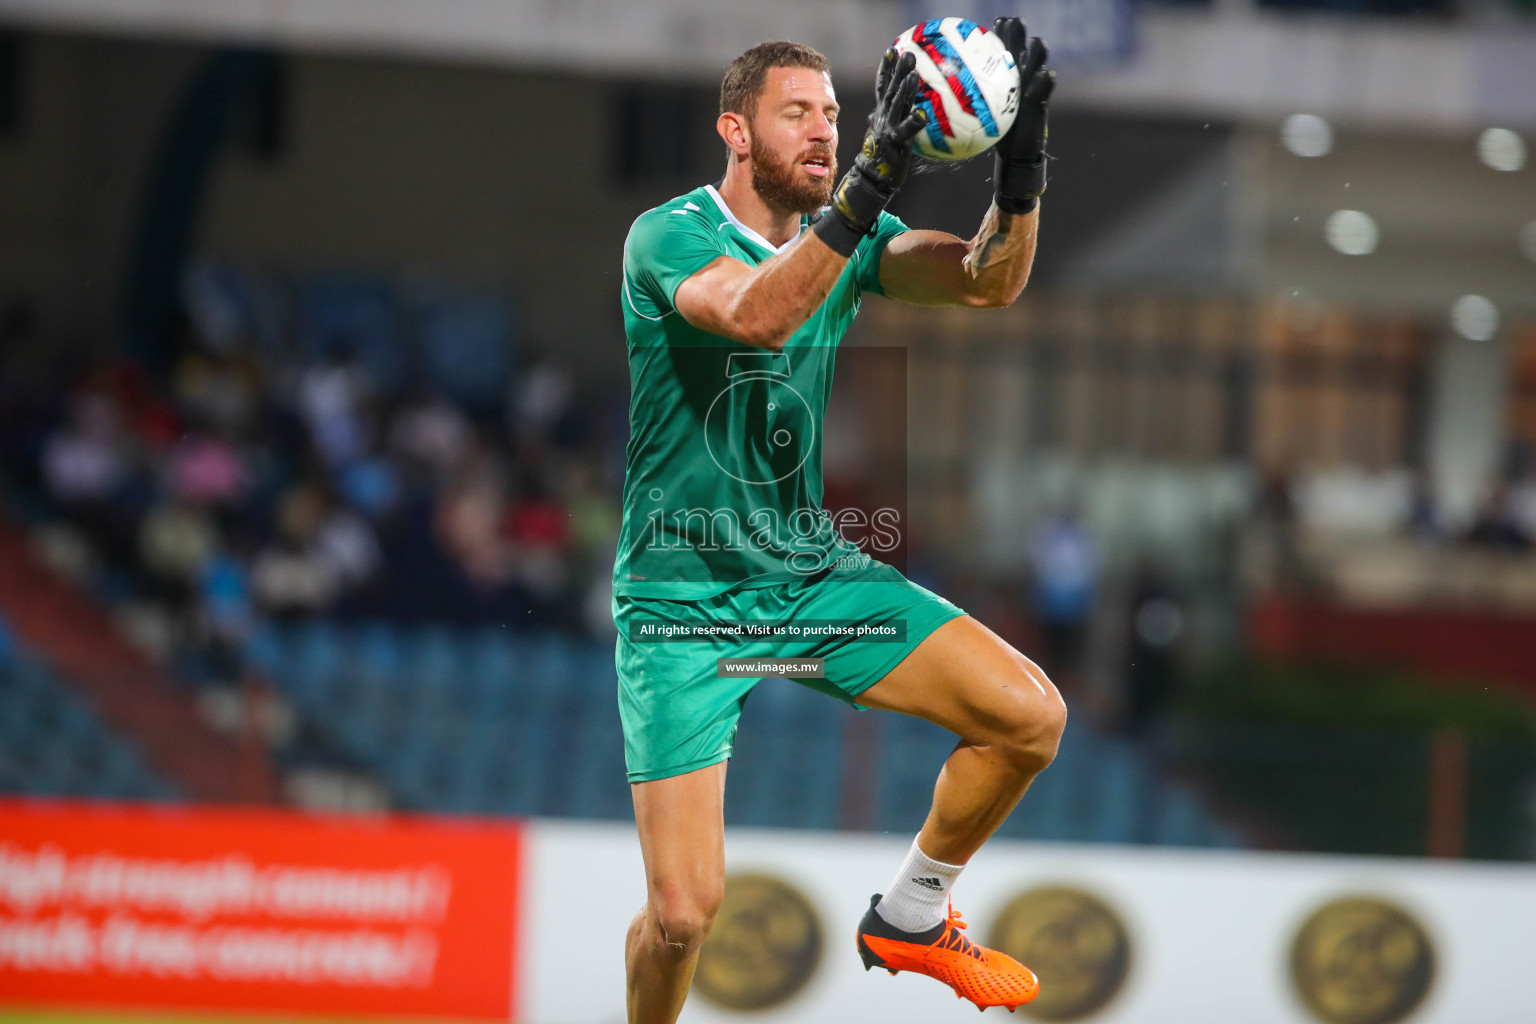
left=615, top=19, right=1064, bottom=1021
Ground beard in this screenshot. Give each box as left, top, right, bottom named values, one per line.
left=749, top=133, right=837, bottom=215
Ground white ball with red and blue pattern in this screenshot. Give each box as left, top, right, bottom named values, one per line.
left=892, top=17, right=1021, bottom=162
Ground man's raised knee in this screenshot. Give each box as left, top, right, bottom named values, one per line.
left=998, top=669, right=1067, bottom=774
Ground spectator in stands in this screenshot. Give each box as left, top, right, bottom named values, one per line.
left=313, top=501, right=383, bottom=594
left=165, top=428, right=249, bottom=510
left=1465, top=480, right=1533, bottom=551
left=1028, top=507, right=1099, bottom=690
left=5, top=279, right=629, bottom=638
left=198, top=548, right=254, bottom=681
left=245, top=481, right=344, bottom=619
left=297, top=351, right=372, bottom=467
left=1121, top=560, right=1184, bottom=738
left=509, top=359, right=575, bottom=448
left=503, top=474, right=572, bottom=603
left=1506, top=459, right=1536, bottom=543
left=436, top=445, right=515, bottom=588
left=103, top=357, right=182, bottom=451
left=563, top=462, right=621, bottom=568
left=389, top=388, right=471, bottom=483
left=336, top=454, right=403, bottom=521
left=1242, top=460, right=1302, bottom=589
left=137, top=498, right=219, bottom=602
left=173, top=351, right=259, bottom=438
left=41, top=390, right=137, bottom=563
left=1407, top=471, right=1445, bottom=542
left=42, top=392, right=126, bottom=506
left=560, top=461, right=621, bottom=635
left=251, top=537, right=338, bottom=620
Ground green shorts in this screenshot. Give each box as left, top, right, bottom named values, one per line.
left=613, top=567, right=966, bottom=783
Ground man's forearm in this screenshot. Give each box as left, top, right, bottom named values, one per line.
left=960, top=203, right=1039, bottom=307
left=726, top=231, right=849, bottom=350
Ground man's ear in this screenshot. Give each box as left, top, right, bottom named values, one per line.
left=717, top=111, right=751, bottom=158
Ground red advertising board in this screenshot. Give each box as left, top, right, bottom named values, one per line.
left=0, top=800, right=522, bottom=1019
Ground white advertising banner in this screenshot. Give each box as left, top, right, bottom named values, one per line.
left=521, top=820, right=1536, bottom=1024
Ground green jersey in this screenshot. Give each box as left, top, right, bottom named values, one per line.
left=615, top=183, right=909, bottom=599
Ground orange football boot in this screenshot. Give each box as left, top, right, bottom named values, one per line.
left=856, top=894, right=1039, bottom=1012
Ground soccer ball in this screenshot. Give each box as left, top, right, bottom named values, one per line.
left=892, top=17, right=1020, bottom=162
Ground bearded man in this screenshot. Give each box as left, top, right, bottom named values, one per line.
left=614, top=25, right=1062, bottom=1023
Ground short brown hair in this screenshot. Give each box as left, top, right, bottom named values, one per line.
left=719, top=41, right=831, bottom=119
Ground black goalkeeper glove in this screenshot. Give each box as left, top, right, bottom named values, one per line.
left=814, top=48, right=927, bottom=258
left=992, top=17, right=1055, bottom=215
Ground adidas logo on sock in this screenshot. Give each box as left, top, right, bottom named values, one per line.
left=912, top=876, right=944, bottom=891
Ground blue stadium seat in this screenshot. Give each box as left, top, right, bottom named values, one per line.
left=296, top=275, right=406, bottom=388
left=413, top=293, right=514, bottom=410
left=243, top=622, right=283, bottom=676
left=564, top=715, right=630, bottom=821
left=465, top=627, right=519, bottom=683
left=525, top=633, right=578, bottom=708
left=568, top=644, right=618, bottom=703
left=1089, top=742, right=1149, bottom=844
left=404, top=625, right=463, bottom=693
left=354, top=621, right=405, bottom=690
left=288, top=622, right=345, bottom=708
left=0, top=649, right=178, bottom=804
left=875, top=712, right=955, bottom=832
left=503, top=713, right=560, bottom=816
left=251, top=619, right=1241, bottom=845
left=721, top=679, right=847, bottom=830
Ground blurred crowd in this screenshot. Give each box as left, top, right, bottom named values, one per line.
left=0, top=277, right=626, bottom=685
left=1263, top=458, right=1536, bottom=551
left=5, top=259, right=1534, bottom=715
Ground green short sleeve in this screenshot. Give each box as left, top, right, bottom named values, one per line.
left=624, top=205, right=730, bottom=316
left=854, top=210, right=910, bottom=297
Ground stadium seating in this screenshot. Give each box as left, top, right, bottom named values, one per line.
left=0, top=589, right=1238, bottom=844
left=253, top=620, right=1242, bottom=845
left=0, top=619, right=180, bottom=802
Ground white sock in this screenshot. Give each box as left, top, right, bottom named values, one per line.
left=874, top=837, right=964, bottom=933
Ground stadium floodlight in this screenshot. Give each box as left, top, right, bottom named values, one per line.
left=1325, top=210, right=1378, bottom=255
left=1281, top=114, right=1333, bottom=158
left=1477, top=128, right=1526, bottom=172
left=1451, top=295, right=1499, bottom=342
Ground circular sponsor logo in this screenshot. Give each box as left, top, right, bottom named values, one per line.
left=989, top=886, right=1132, bottom=1022
left=693, top=873, right=822, bottom=1011
left=1290, top=897, right=1435, bottom=1024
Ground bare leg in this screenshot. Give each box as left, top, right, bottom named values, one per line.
left=626, top=760, right=728, bottom=1024
left=859, top=615, right=1066, bottom=864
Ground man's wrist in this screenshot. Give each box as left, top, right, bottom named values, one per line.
left=995, top=192, right=1039, bottom=215
left=994, top=155, right=1046, bottom=215
left=812, top=209, right=867, bottom=258
left=817, top=169, right=887, bottom=257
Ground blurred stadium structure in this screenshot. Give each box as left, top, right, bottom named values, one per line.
left=0, top=0, right=1533, bottom=1020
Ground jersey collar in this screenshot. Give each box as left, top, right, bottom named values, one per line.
left=703, top=184, right=807, bottom=256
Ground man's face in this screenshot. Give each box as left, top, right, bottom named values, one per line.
left=747, top=66, right=840, bottom=214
